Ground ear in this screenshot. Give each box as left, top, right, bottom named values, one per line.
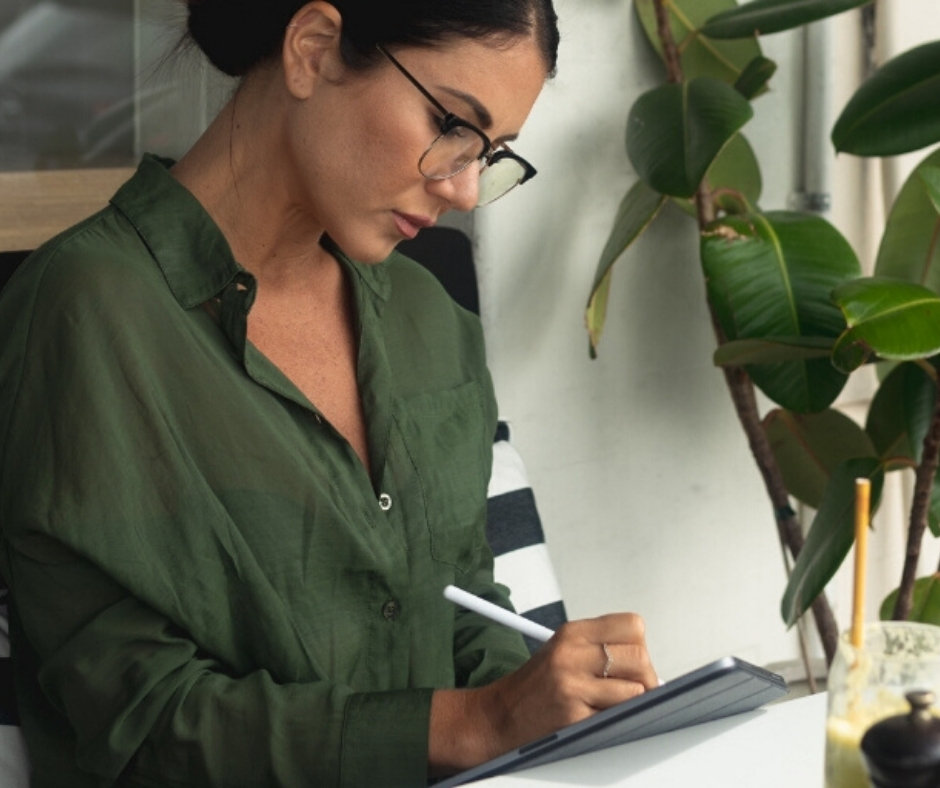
left=282, top=2, right=346, bottom=99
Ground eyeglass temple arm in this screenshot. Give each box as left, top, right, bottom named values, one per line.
left=376, top=45, right=452, bottom=119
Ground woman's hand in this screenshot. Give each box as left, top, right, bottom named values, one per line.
left=428, top=612, right=658, bottom=774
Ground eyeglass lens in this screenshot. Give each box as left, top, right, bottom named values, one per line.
left=420, top=129, right=528, bottom=205
left=419, top=126, right=487, bottom=180
left=477, top=158, right=528, bottom=205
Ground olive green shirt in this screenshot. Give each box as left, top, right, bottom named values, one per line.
left=0, top=155, right=529, bottom=787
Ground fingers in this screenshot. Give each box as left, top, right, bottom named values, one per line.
left=582, top=672, right=648, bottom=711
left=578, top=612, right=648, bottom=647
left=601, top=641, right=659, bottom=688
left=553, top=613, right=660, bottom=693
left=466, top=612, right=659, bottom=757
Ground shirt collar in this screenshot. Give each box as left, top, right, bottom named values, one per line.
left=110, top=154, right=392, bottom=308
left=110, top=154, right=242, bottom=309
left=321, top=235, right=391, bottom=304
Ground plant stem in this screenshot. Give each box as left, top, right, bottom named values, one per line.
left=652, top=0, right=683, bottom=84
left=893, top=381, right=940, bottom=619
left=710, top=329, right=839, bottom=664
left=649, top=0, right=839, bottom=664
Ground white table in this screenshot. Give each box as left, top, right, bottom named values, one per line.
left=476, top=692, right=827, bottom=787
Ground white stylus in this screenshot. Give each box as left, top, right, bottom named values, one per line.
left=443, top=584, right=555, bottom=643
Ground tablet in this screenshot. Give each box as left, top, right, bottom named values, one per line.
left=434, top=656, right=788, bottom=787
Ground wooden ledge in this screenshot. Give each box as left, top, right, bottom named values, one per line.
left=0, top=168, right=134, bottom=252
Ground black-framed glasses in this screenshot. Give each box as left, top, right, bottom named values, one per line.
left=377, top=45, right=537, bottom=206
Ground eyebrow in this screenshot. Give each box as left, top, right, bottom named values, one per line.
left=438, top=86, right=520, bottom=144
left=439, top=86, right=493, bottom=129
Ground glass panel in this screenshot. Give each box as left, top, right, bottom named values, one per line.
left=0, top=0, right=132, bottom=170
left=135, top=0, right=234, bottom=164
left=0, top=0, right=232, bottom=172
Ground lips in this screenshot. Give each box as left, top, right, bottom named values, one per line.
left=392, top=211, right=434, bottom=240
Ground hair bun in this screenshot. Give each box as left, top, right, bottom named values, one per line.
left=186, top=0, right=296, bottom=77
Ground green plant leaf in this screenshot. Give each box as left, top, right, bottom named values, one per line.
left=781, top=457, right=883, bottom=627
left=673, top=133, right=763, bottom=217
left=702, top=0, right=872, bottom=40
left=701, top=211, right=860, bottom=412
left=865, top=360, right=940, bottom=535
left=714, top=336, right=833, bottom=365
left=713, top=337, right=832, bottom=365
left=865, top=362, right=936, bottom=469
left=627, top=78, right=754, bottom=199
left=586, top=181, right=667, bottom=356
left=921, top=166, right=940, bottom=216
left=880, top=575, right=940, bottom=624
left=831, top=278, right=940, bottom=373
left=875, top=149, right=940, bottom=294
left=634, top=0, right=764, bottom=87
left=734, top=55, right=778, bottom=99
left=832, top=41, right=940, bottom=156
left=764, top=409, right=876, bottom=509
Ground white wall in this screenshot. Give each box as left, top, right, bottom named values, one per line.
left=476, top=0, right=809, bottom=679
left=475, top=0, right=940, bottom=681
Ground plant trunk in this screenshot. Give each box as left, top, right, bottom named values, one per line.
left=711, top=344, right=839, bottom=664
left=893, top=380, right=940, bottom=619
left=651, top=0, right=839, bottom=665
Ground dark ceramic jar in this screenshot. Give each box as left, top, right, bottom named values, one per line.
left=860, top=690, right=940, bottom=788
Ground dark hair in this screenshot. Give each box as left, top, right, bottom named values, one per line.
left=185, top=0, right=559, bottom=78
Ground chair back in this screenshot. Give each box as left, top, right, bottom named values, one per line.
left=0, top=249, right=30, bottom=787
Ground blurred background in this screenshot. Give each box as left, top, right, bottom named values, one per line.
left=0, top=0, right=228, bottom=171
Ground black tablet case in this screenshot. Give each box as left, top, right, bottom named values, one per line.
left=435, top=656, right=788, bottom=787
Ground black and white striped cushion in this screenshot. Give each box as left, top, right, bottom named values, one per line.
left=487, top=422, right=567, bottom=653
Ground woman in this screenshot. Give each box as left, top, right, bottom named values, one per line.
left=0, top=1, right=658, bottom=785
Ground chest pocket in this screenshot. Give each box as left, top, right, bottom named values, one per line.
left=393, top=382, right=488, bottom=572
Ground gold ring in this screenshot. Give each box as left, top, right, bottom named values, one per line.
left=602, top=642, right=613, bottom=678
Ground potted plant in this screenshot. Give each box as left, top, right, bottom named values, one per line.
left=587, top=0, right=940, bottom=667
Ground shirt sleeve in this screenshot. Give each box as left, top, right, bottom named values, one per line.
left=4, top=544, right=433, bottom=788
left=447, top=347, right=531, bottom=688
left=449, top=545, right=531, bottom=690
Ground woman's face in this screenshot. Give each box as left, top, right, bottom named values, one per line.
left=286, top=35, right=548, bottom=263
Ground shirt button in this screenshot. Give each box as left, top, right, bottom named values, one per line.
left=378, top=493, right=392, bottom=511
left=382, top=600, right=400, bottom=621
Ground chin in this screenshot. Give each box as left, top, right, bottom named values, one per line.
left=359, top=246, right=398, bottom=265
left=325, top=231, right=401, bottom=265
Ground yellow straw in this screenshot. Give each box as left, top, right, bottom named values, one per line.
left=851, top=478, right=871, bottom=650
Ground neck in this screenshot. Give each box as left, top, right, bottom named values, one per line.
left=171, top=71, right=335, bottom=289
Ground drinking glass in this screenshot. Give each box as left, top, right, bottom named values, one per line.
left=825, top=621, right=940, bottom=788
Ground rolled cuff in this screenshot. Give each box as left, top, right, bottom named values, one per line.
left=340, top=687, right=434, bottom=788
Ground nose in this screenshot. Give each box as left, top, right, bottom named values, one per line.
left=426, top=165, right=480, bottom=212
